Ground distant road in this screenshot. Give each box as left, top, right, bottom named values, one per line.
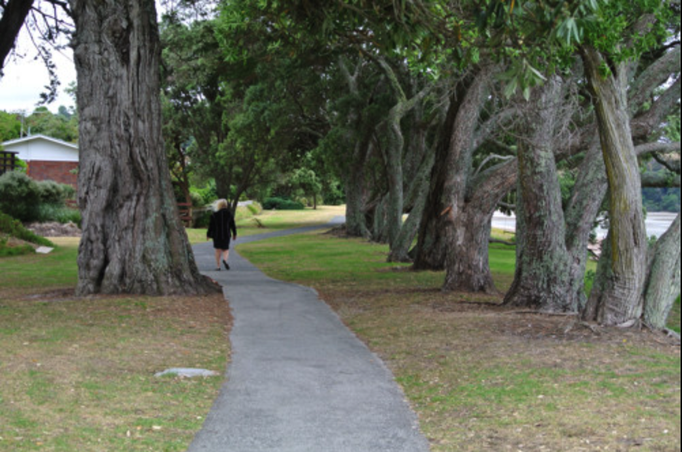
left=491, top=211, right=680, bottom=239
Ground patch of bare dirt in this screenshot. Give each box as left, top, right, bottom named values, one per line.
left=424, top=295, right=681, bottom=348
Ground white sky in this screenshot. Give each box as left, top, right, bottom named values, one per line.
left=0, top=33, right=77, bottom=115
left=0, top=1, right=173, bottom=115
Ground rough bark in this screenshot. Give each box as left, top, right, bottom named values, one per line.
left=440, top=67, right=500, bottom=293
left=581, top=47, right=648, bottom=326
left=387, top=145, right=434, bottom=262
left=504, top=80, right=581, bottom=312
left=564, top=141, right=609, bottom=311
left=412, top=74, right=475, bottom=271
left=643, top=213, right=681, bottom=330
left=339, top=58, right=372, bottom=239
left=411, top=67, right=515, bottom=290
left=376, top=58, right=430, bottom=249
left=70, top=0, right=218, bottom=296
left=344, top=162, right=371, bottom=238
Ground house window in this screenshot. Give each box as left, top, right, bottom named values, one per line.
left=0, top=151, right=17, bottom=176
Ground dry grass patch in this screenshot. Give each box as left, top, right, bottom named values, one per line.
left=0, top=287, right=231, bottom=452
left=327, top=289, right=681, bottom=452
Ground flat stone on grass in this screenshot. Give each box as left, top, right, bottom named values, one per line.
left=155, top=368, right=220, bottom=378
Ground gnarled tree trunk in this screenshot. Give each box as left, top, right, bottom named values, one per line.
left=504, top=80, right=581, bottom=312
left=412, top=73, right=476, bottom=271
left=70, top=0, right=218, bottom=296
left=439, top=66, right=501, bottom=293
left=643, top=213, right=681, bottom=330
left=581, top=47, right=648, bottom=326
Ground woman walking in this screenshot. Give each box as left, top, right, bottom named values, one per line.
left=207, top=199, right=238, bottom=271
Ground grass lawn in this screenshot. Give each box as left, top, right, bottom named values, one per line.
left=0, top=238, right=231, bottom=452
left=0, top=207, right=342, bottom=451
left=239, top=231, right=682, bottom=452
left=185, top=205, right=345, bottom=244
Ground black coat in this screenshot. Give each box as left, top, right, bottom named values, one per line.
left=208, top=208, right=237, bottom=242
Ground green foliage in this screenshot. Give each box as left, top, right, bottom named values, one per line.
left=476, top=0, right=677, bottom=96
left=263, top=197, right=306, bottom=211
left=0, top=211, right=53, bottom=247
left=34, top=204, right=82, bottom=226
left=37, top=180, right=75, bottom=205
left=643, top=188, right=681, bottom=213
left=0, top=171, right=41, bottom=221
left=247, top=202, right=263, bottom=216
left=0, top=241, right=35, bottom=257
left=321, top=180, right=345, bottom=206
left=0, top=171, right=76, bottom=222
left=194, top=182, right=218, bottom=207
left=190, top=190, right=207, bottom=208
left=24, top=107, right=79, bottom=143
left=0, top=111, right=22, bottom=141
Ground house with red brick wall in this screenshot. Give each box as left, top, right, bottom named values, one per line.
left=1, top=135, right=78, bottom=188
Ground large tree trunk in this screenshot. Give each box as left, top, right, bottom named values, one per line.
left=344, top=167, right=371, bottom=238
left=388, top=146, right=434, bottom=263
left=440, top=67, right=498, bottom=293
left=504, top=80, right=581, bottom=312
left=643, top=213, right=681, bottom=330
left=581, top=47, right=648, bottom=326
left=375, top=58, right=430, bottom=252
left=564, top=141, right=609, bottom=311
left=446, top=158, right=518, bottom=293
left=70, top=0, right=218, bottom=296
left=412, top=76, right=473, bottom=271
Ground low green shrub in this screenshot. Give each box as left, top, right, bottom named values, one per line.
left=190, top=190, right=207, bottom=208
left=0, top=239, right=35, bottom=257
left=321, top=181, right=345, bottom=206
left=0, top=171, right=41, bottom=221
left=0, top=211, right=54, bottom=247
left=35, top=204, right=82, bottom=226
left=37, top=180, right=75, bottom=205
left=0, top=172, right=75, bottom=222
left=263, top=197, right=305, bottom=211
left=247, top=202, right=263, bottom=216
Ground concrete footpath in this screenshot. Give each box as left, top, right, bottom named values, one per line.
left=189, top=219, right=430, bottom=452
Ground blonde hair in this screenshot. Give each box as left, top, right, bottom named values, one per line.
left=215, top=199, right=229, bottom=211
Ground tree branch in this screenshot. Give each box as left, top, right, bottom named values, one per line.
left=0, top=0, right=35, bottom=72
left=641, top=171, right=681, bottom=188
left=632, top=77, right=681, bottom=140
left=629, top=45, right=681, bottom=112
left=635, top=141, right=681, bottom=157
left=653, top=152, right=681, bottom=173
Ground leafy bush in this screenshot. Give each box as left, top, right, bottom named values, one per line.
left=190, top=190, right=207, bottom=208
left=263, top=197, right=305, bottom=210
left=35, top=204, right=82, bottom=226
left=195, top=182, right=218, bottom=206
left=37, top=180, right=75, bottom=205
left=321, top=181, right=345, bottom=206
left=0, top=171, right=41, bottom=221
left=247, top=202, right=263, bottom=216
left=0, top=171, right=78, bottom=222
left=0, top=211, right=54, bottom=247
left=0, top=238, right=35, bottom=257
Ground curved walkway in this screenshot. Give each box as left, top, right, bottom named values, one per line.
left=189, top=219, right=430, bottom=452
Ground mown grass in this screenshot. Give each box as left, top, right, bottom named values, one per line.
left=0, top=208, right=342, bottom=451
left=240, top=231, right=681, bottom=452
left=185, top=205, right=345, bottom=244
left=0, top=238, right=231, bottom=452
